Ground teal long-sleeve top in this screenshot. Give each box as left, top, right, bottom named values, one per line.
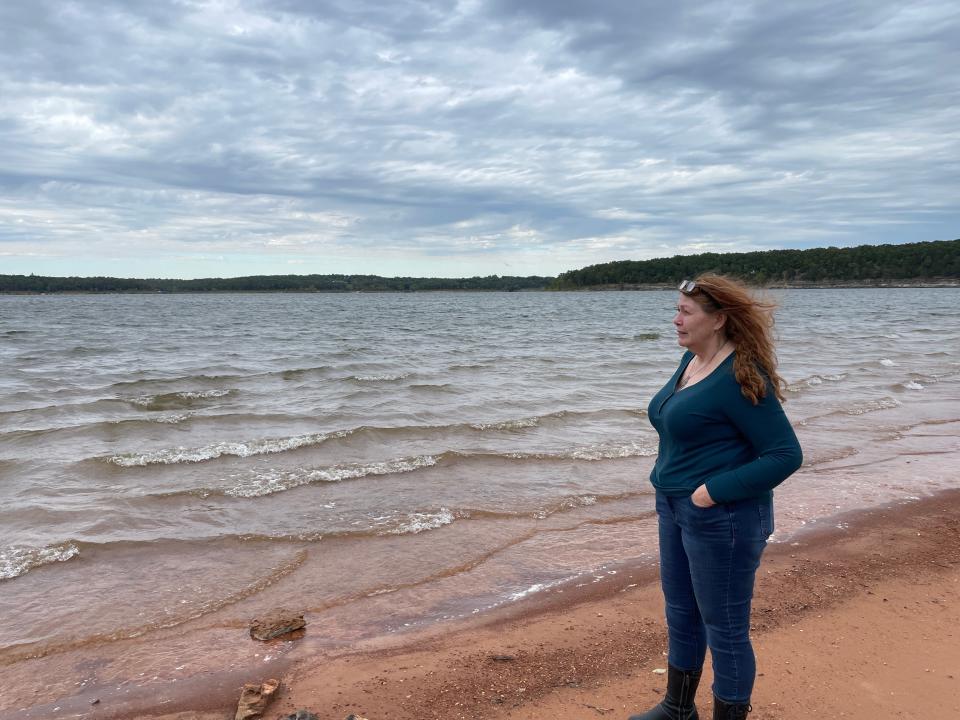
left=647, top=351, right=802, bottom=503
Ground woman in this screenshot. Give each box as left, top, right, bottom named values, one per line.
left=631, top=274, right=802, bottom=720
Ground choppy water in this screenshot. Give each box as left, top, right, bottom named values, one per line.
left=1, top=289, right=959, bottom=709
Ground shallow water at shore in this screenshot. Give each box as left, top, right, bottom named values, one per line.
left=1, top=289, right=959, bottom=714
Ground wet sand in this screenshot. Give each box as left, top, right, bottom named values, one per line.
left=104, top=486, right=960, bottom=720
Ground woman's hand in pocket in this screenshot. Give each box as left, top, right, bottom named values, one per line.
left=691, top=484, right=716, bottom=508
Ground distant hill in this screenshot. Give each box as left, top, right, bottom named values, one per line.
left=550, top=239, right=960, bottom=289
left=0, top=273, right=553, bottom=293
left=3, top=239, right=958, bottom=293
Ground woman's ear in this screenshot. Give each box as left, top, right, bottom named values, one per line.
left=713, top=312, right=727, bottom=332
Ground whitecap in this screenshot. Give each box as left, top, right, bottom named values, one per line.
left=880, top=358, right=896, bottom=367
left=903, top=381, right=924, bottom=390
left=560, top=494, right=598, bottom=509
left=503, top=442, right=657, bottom=462
left=225, top=455, right=439, bottom=497
left=786, top=374, right=846, bottom=392
left=470, top=416, right=540, bottom=431
left=388, top=508, right=455, bottom=535
left=509, top=582, right=551, bottom=601
left=175, top=389, right=231, bottom=399
left=1, top=543, right=80, bottom=580
left=508, top=575, right=577, bottom=601
left=846, top=398, right=902, bottom=415
left=154, top=413, right=192, bottom=424
left=131, top=389, right=232, bottom=407
left=568, top=442, right=658, bottom=461
left=108, top=430, right=349, bottom=467
left=349, top=373, right=409, bottom=382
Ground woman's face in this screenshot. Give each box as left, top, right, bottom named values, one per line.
left=674, top=293, right=722, bottom=352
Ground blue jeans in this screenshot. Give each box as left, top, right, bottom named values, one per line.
left=655, top=491, right=773, bottom=703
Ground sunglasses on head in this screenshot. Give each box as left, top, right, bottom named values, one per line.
left=678, top=279, right=721, bottom=306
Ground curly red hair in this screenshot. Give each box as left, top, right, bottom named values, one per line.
left=684, top=273, right=786, bottom=404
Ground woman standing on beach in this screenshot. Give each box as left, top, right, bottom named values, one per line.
left=632, top=274, right=802, bottom=720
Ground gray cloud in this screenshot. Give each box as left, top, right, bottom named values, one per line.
left=0, top=0, right=957, bottom=278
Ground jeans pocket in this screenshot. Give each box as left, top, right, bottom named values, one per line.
left=757, top=499, right=775, bottom=538
left=688, top=495, right=713, bottom=511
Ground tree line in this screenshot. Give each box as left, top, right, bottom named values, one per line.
left=0, top=273, right=553, bottom=294
left=549, top=239, right=960, bottom=289
left=2, top=239, right=957, bottom=293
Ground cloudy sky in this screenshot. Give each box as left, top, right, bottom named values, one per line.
left=1, top=0, right=958, bottom=279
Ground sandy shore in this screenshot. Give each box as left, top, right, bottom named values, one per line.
left=127, top=487, right=960, bottom=720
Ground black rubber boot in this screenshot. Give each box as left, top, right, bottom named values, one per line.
left=628, top=664, right=702, bottom=720
left=712, top=697, right=752, bottom=720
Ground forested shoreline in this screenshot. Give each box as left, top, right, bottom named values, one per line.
left=550, top=239, right=959, bottom=289
left=2, top=239, right=957, bottom=293
left=0, top=273, right=552, bottom=294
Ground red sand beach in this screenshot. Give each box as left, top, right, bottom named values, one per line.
left=74, top=486, right=960, bottom=720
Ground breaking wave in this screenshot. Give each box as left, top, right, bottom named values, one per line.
left=506, top=441, right=657, bottom=462
left=224, top=455, right=439, bottom=497
left=845, top=397, right=902, bottom=416
left=470, top=416, right=541, bottom=431
left=786, top=373, right=848, bottom=393
left=109, top=436, right=656, bottom=471
left=1, top=543, right=80, bottom=581
left=98, top=409, right=651, bottom=468
left=346, top=373, right=410, bottom=383
left=386, top=508, right=456, bottom=535
left=128, top=389, right=235, bottom=411
left=106, top=429, right=350, bottom=466
left=147, top=442, right=656, bottom=500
